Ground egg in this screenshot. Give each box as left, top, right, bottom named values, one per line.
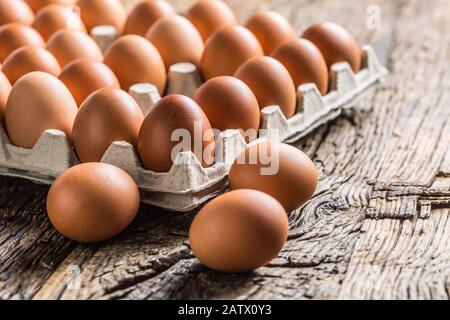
left=32, top=4, right=86, bottom=41
left=72, top=88, right=143, bottom=163
left=123, top=0, right=175, bottom=36
left=145, top=15, right=204, bottom=69
left=138, top=94, right=215, bottom=173
left=77, top=0, right=126, bottom=33
left=302, top=22, right=361, bottom=73
left=186, top=0, right=237, bottom=42
left=194, top=76, right=260, bottom=141
left=46, top=29, right=103, bottom=67
left=5, top=71, right=77, bottom=148
left=200, top=26, right=263, bottom=80
left=229, top=141, right=318, bottom=212
left=189, top=189, right=288, bottom=273
left=0, top=0, right=34, bottom=26
left=103, top=35, right=166, bottom=93
left=245, top=10, right=296, bottom=55
left=59, top=58, right=120, bottom=106
left=272, top=38, right=329, bottom=95
left=2, top=46, right=61, bottom=84
left=0, top=23, right=45, bottom=62
left=46, top=162, right=140, bottom=243
left=234, top=56, right=297, bottom=118
left=0, top=71, right=12, bottom=126
left=25, top=0, right=77, bottom=13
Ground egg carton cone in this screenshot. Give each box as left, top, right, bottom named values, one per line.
left=0, top=45, right=387, bottom=212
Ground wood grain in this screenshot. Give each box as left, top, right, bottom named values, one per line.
left=0, top=0, right=449, bottom=300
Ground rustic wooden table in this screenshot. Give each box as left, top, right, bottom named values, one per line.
left=0, top=0, right=449, bottom=300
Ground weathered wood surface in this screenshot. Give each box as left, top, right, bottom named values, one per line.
left=1, top=0, right=449, bottom=300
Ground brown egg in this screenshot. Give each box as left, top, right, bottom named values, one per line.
left=0, top=71, right=12, bottom=126
left=272, top=38, right=329, bottom=95
left=245, top=10, right=296, bottom=55
left=0, top=23, right=45, bottom=62
left=189, top=189, right=288, bottom=273
left=2, top=46, right=61, bottom=84
left=46, top=29, right=103, bottom=67
left=72, top=88, right=143, bottom=163
left=5, top=71, right=77, bottom=148
left=103, top=35, right=166, bottom=93
left=302, top=22, right=361, bottom=72
left=200, top=26, right=263, bottom=80
left=186, top=0, right=237, bottom=42
left=77, top=0, right=126, bottom=33
left=25, top=0, right=77, bottom=13
left=46, top=162, right=140, bottom=243
left=145, top=15, right=204, bottom=69
left=32, top=4, right=86, bottom=40
left=194, top=76, right=260, bottom=140
left=234, top=56, right=297, bottom=118
left=138, top=94, right=215, bottom=173
left=0, top=0, right=34, bottom=26
left=59, top=58, right=120, bottom=106
left=229, top=141, right=318, bottom=212
left=123, top=0, right=175, bottom=36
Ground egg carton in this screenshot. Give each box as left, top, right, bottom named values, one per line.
left=0, top=45, right=387, bottom=212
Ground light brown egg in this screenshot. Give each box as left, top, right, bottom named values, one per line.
left=103, top=35, right=166, bottom=93
left=186, top=0, right=237, bottom=42
left=59, top=58, right=120, bottom=106
left=2, top=46, right=61, bottom=84
left=235, top=56, right=297, bottom=118
left=72, top=87, right=143, bottom=163
left=123, top=0, right=175, bottom=36
left=0, top=0, right=34, bottom=26
left=25, top=0, right=77, bottom=13
left=272, top=38, right=329, bottom=95
left=145, top=15, right=204, bottom=69
left=189, top=189, right=288, bottom=273
left=5, top=71, right=77, bottom=148
left=32, top=3, right=86, bottom=40
left=0, top=23, right=45, bottom=62
left=138, top=94, right=215, bottom=173
left=302, top=22, right=362, bottom=72
left=77, top=0, right=126, bottom=33
left=245, top=10, right=296, bottom=55
left=194, top=76, right=260, bottom=140
left=46, top=162, right=140, bottom=243
left=0, top=71, right=12, bottom=126
left=46, top=29, right=103, bottom=67
left=229, top=141, right=318, bottom=212
left=200, top=26, right=263, bottom=80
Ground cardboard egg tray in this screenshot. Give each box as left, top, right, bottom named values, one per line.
left=0, top=45, right=387, bottom=212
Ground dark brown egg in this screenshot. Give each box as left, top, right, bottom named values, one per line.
left=59, top=58, right=120, bottom=106
left=200, top=26, right=263, bottom=80
left=123, top=0, right=175, bottom=36
left=25, top=0, right=77, bottom=13
left=138, top=94, right=215, bottom=173
left=2, top=46, right=61, bottom=84
left=272, top=38, right=329, bottom=95
left=194, top=76, right=260, bottom=141
left=245, top=10, right=296, bottom=55
left=229, top=141, right=318, bottom=212
left=235, top=56, right=297, bottom=118
left=0, top=71, right=12, bottom=126
left=0, top=23, right=45, bottom=62
left=302, top=22, right=361, bottom=72
left=46, top=29, right=103, bottom=67
left=189, top=189, right=288, bottom=273
left=0, top=0, right=35, bottom=26
left=72, top=87, right=144, bottom=162
left=46, top=162, right=140, bottom=243
left=145, top=15, right=204, bottom=69
left=103, top=35, right=166, bottom=93
left=5, top=71, right=77, bottom=148
left=77, top=0, right=126, bottom=33
left=186, top=0, right=237, bottom=42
